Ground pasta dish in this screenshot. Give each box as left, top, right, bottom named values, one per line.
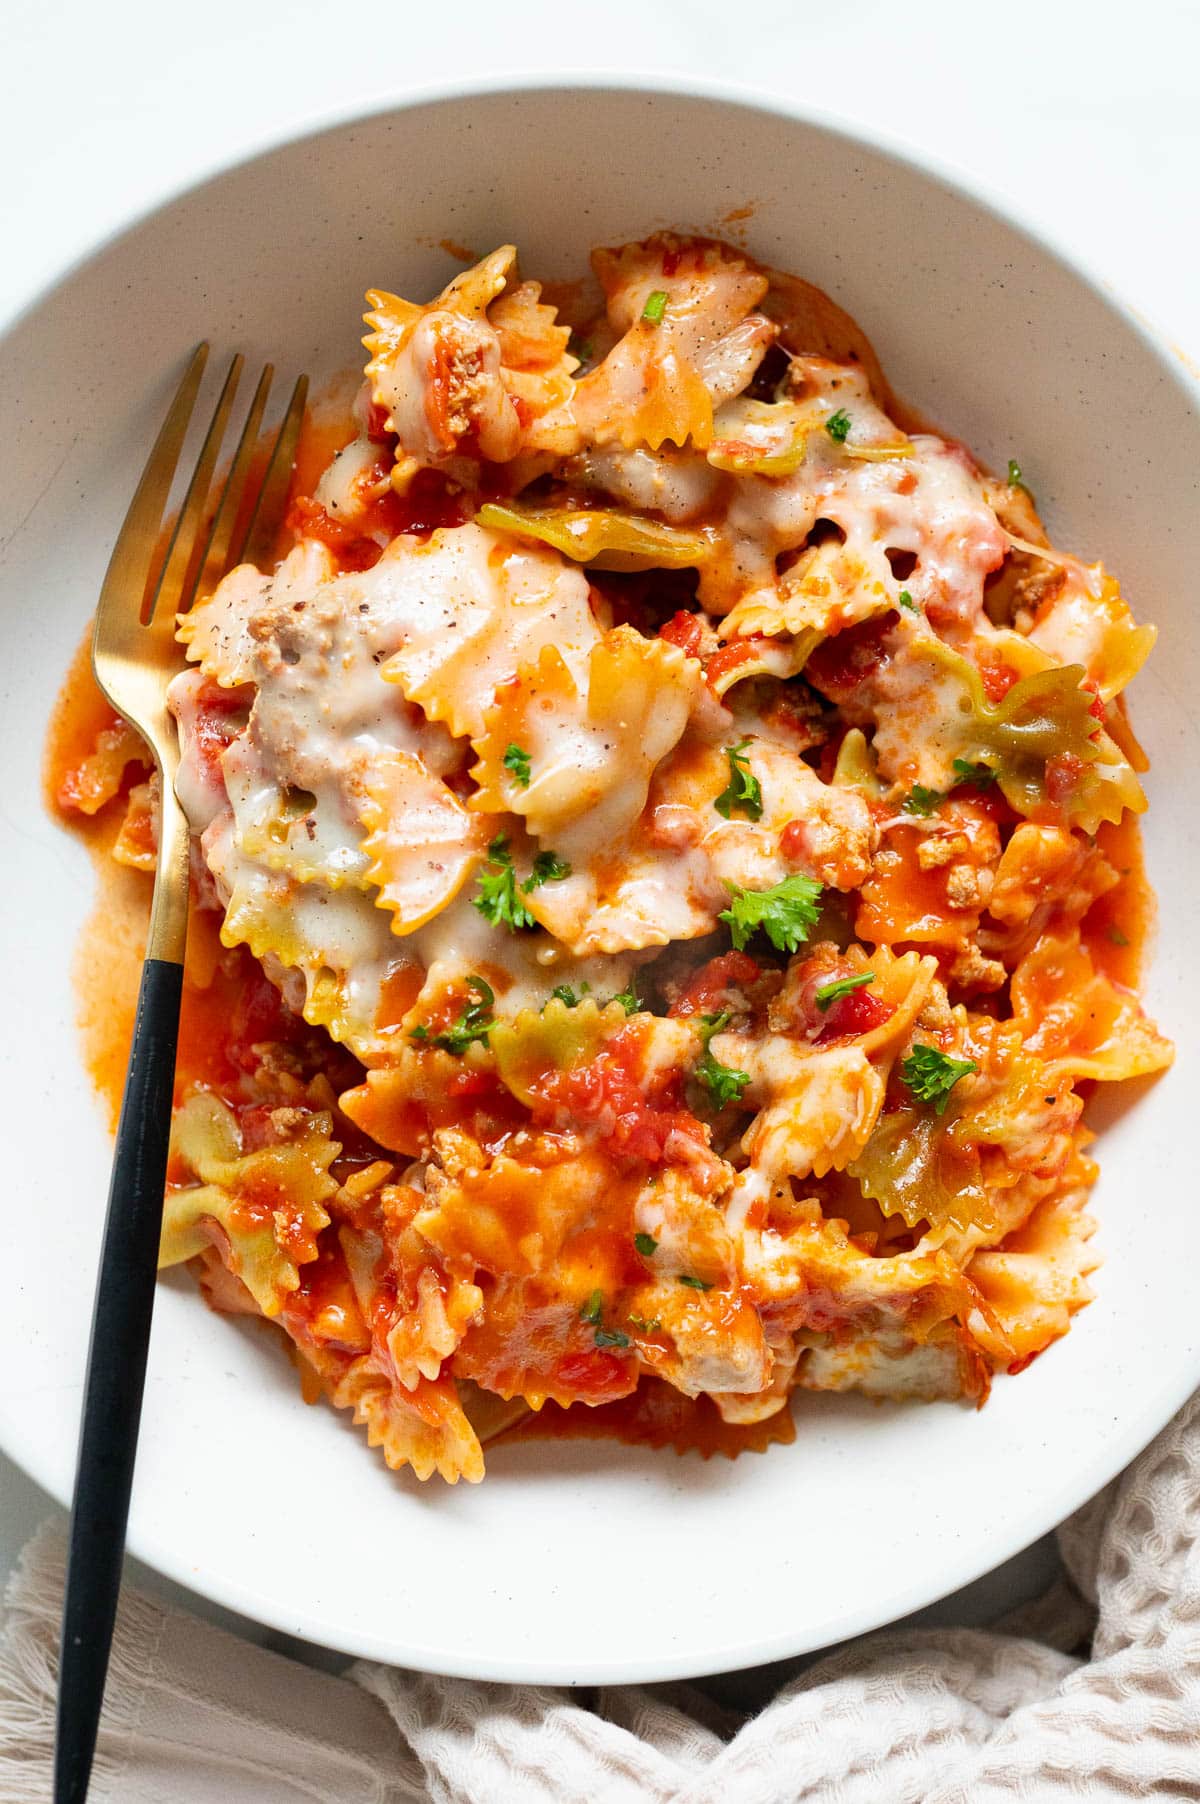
left=51, top=234, right=1172, bottom=1482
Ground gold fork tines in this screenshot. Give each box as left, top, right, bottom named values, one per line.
left=91, top=345, right=308, bottom=962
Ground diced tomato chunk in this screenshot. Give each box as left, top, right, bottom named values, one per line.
left=554, top=1349, right=636, bottom=1403
left=816, top=988, right=894, bottom=1041
left=670, top=951, right=761, bottom=1018
left=805, top=614, right=895, bottom=700
left=659, top=610, right=705, bottom=658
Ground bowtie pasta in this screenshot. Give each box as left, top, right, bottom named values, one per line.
left=56, top=233, right=1171, bottom=1483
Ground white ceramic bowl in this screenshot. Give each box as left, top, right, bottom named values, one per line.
left=1, top=77, right=1197, bottom=1684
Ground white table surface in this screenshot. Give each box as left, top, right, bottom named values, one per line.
left=1, top=0, right=1196, bottom=1683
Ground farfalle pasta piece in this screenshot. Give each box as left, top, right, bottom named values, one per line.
left=160, top=1093, right=338, bottom=1317
left=111, top=773, right=159, bottom=870
left=475, top=500, right=714, bottom=572
left=364, top=247, right=522, bottom=480
left=338, top=1039, right=495, bottom=1156
left=56, top=719, right=149, bottom=817
left=336, top=1198, right=484, bottom=1393
left=967, top=1155, right=1099, bottom=1365
left=471, top=627, right=701, bottom=847
left=531, top=234, right=773, bottom=455
left=417, top=1132, right=638, bottom=1283
left=379, top=522, right=598, bottom=740
left=488, top=279, right=579, bottom=422
left=1027, top=566, right=1156, bottom=703
left=849, top=1013, right=1082, bottom=1252
left=178, top=541, right=337, bottom=686
left=1010, top=927, right=1173, bottom=1083
left=720, top=945, right=936, bottom=1182
left=352, top=749, right=493, bottom=935
left=331, top=1358, right=485, bottom=1483
left=719, top=535, right=895, bottom=645
left=206, top=814, right=401, bottom=1063
left=868, top=635, right=1145, bottom=832
left=490, top=996, right=632, bottom=1107
left=222, top=734, right=371, bottom=892
left=738, top=1201, right=990, bottom=1400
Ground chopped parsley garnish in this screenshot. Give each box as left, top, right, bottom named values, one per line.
left=1107, top=925, right=1130, bottom=948
left=902, top=785, right=942, bottom=816
left=428, top=976, right=495, bottom=1055
left=900, top=1043, right=978, bottom=1115
left=525, top=850, right=572, bottom=891
left=474, top=835, right=535, bottom=930
left=473, top=836, right=570, bottom=929
left=696, top=1046, right=751, bottom=1108
left=694, top=1010, right=751, bottom=1108
left=825, top=408, right=852, bottom=444
left=627, top=1314, right=662, bottom=1333
left=502, top=743, right=532, bottom=788
left=634, top=1232, right=658, bottom=1257
left=608, top=985, right=642, bottom=1015
left=1007, top=458, right=1024, bottom=489
left=408, top=1024, right=429, bottom=1041
left=714, top=739, right=763, bottom=821
left=579, top=1288, right=631, bottom=1349
left=951, top=758, right=998, bottom=790
left=897, top=589, right=918, bottom=612
left=814, top=972, right=875, bottom=1012
left=552, top=982, right=591, bottom=1008
left=677, top=1273, right=713, bottom=1291
left=642, top=288, right=668, bottom=324
left=719, top=873, right=823, bottom=953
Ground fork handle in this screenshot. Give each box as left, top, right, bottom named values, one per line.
left=55, top=955, right=184, bottom=1804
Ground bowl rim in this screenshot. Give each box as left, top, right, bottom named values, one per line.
left=5, top=72, right=1198, bottom=1680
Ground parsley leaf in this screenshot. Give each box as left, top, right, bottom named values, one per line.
left=696, top=1046, right=751, bottom=1107
left=714, top=739, right=763, bottom=821
left=719, top=873, right=823, bottom=953
left=1107, top=925, right=1130, bottom=948
left=814, top=972, right=875, bottom=1012
left=902, top=784, right=942, bottom=816
left=552, top=982, right=590, bottom=1008
left=608, top=985, right=642, bottom=1015
left=579, top=1287, right=632, bottom=1349
left=429, top=976, right=495, bottom=1055
left=825, top=408, right=852, bottom=444
left=474, top=835, right=535, bottom=931
left=634, top=1232, right=658, bottom=1257
left=693, top=1009, right=751, bottom=1108
left=523, top=850, right=572, bottom=892
left=900, top=1043, right=977, bottom=1114
left=642, top=288, right=668, bottom=324
left=951, top=757, right=997, bottom=790
left=898, top=589, right=918, bottom=612
left=677, top=1273, right=713, bottom=1291
left=474, top=836, right=570, bottom=928
left=1007, top=458, right=1024, bottom=489
left=502, top=743, right=532, bottom=788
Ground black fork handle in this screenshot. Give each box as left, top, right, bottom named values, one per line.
left=54, top=956, right=183, bottom=1804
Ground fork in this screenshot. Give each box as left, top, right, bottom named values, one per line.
left=54, top=346, right=308, bottom=1804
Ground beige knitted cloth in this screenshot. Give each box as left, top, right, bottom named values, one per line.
left=3, top=1393, right=1197, bottom=1802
